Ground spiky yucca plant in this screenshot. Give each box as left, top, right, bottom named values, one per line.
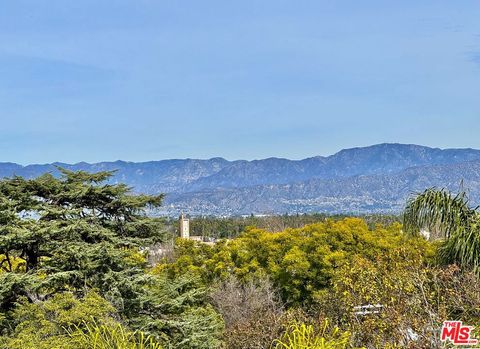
left=68, top=321, right=162, bottom=349
left=272, top=321, right=352, bottom=349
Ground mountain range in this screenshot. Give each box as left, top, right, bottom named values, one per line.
left=3, top=143, right=480, bottom=216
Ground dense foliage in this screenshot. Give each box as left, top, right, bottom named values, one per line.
left=156, top=214, right=480, bottom=347
left=158, top=218, right=433, bottom=305
left=0, top=172, right=479, bottom=348
left=0, top=170, right=221, bottom=349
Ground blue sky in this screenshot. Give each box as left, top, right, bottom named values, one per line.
left=0, top=0, right=479, bottom=164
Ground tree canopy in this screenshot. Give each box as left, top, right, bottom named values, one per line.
left=0, top=168, right=166, bottom=318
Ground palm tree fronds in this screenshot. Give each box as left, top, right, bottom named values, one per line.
left=403, top=188, right=475, bottom=239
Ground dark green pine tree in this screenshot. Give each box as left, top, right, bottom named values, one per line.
left=0, top=168, right=165, bottom=312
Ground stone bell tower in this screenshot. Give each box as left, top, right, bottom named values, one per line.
left=179, top=212, right=190, bottom=239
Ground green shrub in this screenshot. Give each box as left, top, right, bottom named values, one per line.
left=68, top=321, right=162, bottom=349
left=273, top=321, right=354, bottom=349
left=0, top=291, right=117, bottom=349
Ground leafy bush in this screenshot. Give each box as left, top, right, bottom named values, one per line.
left=158, top=218, right=434, bottom=305
left=0, top=291, right=117, bottom=349
left=317, top=256, right=480, bottom=348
